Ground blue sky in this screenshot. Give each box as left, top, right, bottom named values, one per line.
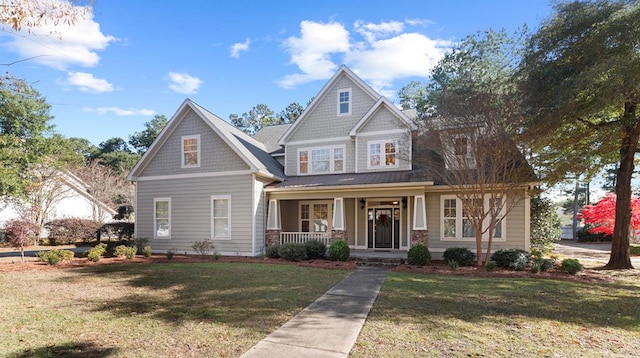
left=1, top=0, right=552, bottom=146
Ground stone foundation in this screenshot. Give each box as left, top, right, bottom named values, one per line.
left=331, top=230, right=348, bottom=243
left=411, top=230, right=429, bottom=246
left=265, top=229, right=281, bottom=247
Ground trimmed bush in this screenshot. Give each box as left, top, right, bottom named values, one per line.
left=278, top=243, right=307, bottom=262
left=491, top=248, right=531, bottom=271
left=407, top=244, right=431, bottom=266
left=191, top=240, right=215, bottom=258
left=560, top=258, right=583, bottom=275
left=575, top=226, right=612, bottom=242
left=142, top=245, right=152, bottom=257
left=443, top=247, right=476, bottom=266
left=328, top=239, right=350, bottom=261
left=114, top=245, right=137, bottom=259
left=266, top=245, right=281, bottom=258
left=166, top=250, right=174, bottom=260
left=530, top=196, right=562, bottom=258
left=630, top=244, right=640, bottom=256
left=304, top=240, right=327, bottom=259
left=36, top=249, right=75, bottom=265
left=45, top=218, right=102, bottom=244
left=531, top=257, right=555, bottom=273
left=86, top=243, right=107, bottom=262
left=485, top=261, right=496, bottom=271
left=134, top=237, right=150, bottom=254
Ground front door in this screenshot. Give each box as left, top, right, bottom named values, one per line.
left=367, top=207, right=399, bottom=249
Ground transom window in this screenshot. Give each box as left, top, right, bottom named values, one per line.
left=154, top=198, right=171, bottom=239
left=181, top=134, right=201, bottom=168
left=298, top=146, right=346, bottom=175
left=441, top=195, right=506, bottom=241
left=368, top=140, right=398, bottom=168
left=211, top=196, right=230, bottom=239
left=337, top=88, right=352, bottom=116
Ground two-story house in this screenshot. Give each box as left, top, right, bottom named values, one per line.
left=127, top=65, right=532, bottom=258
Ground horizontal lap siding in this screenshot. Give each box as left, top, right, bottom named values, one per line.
left=136, top=175, right=256, bottom=255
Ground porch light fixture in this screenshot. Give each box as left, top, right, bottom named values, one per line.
left=401, top=197, right=407, bottom=209
left=360, top=198, right=365, bottom=209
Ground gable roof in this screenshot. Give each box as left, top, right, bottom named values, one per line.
left=349, top=96, right=417, bottom=137
left=127, top=99, right=284, bottom=181
left=253, top=123, right=292, bottom=153
left=278, top=65, right=381, bottom=145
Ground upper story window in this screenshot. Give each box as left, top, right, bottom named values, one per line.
left=298, top=145, right=346, bottom=175
left=445, top=134, right=475, bottom=170
left=181, top=134, right=201, bottom=168
left=337, top=88, right=352, bottom=116
left=368, top=140, right=398, bottom=169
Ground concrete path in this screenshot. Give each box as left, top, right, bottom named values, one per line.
left=241, top=266, right=389, bottom=358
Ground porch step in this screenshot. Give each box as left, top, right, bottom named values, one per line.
left=354, top=257, right=404, bottom=267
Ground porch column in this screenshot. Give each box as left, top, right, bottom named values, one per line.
left=266, top=199, right=281, bottom=247
left=331, top=197, right=347, bottom=242
left=411, top=195, right=429, bottom=246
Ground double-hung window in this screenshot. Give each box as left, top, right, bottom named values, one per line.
left=337, top=88, right=351, bottom=116
left=211, top=196, right=231, bottom=239
left=300, top=202, right=331, bottom=233
left=154, top=198, right=171, bottom=239
left=181, top=134, right=200, bottom=168
left=368, top=140, right=398, bottom=169
left=441, top=195, right=506, bottom=241
left=298, top=145, right=346, bottom=175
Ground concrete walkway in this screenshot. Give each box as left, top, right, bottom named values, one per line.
left=241, top=266, right=389, bottom=358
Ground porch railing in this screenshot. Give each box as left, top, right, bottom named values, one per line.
left=280, top=232, right=331, bottom=246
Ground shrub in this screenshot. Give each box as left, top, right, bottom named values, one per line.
left=328, top=239, right=350, bottom=261
left=45, top=218, right=102, bottom=244
left=447, top=260, right=459, bottom=270
left=485, top=261, right=496, bottom=271
left=114, top=245, right=137, bottom=259
left=166, top=250, right=174, bottom=259
left=560, top=258, right=583, bottom=275
left=304, top=240, right=327, bottom=259
left=86, top=243, right=107, bottom=262
left=532, top=257, right=555, bottom=272
left=575, top=226, right=612, bottom=242
left=99, top=222, right=134, bottom=239
left=134, top=237, right=150, bottom=254
left=266, top=245, right=281, bottom=258
left=491, top=248, right=531, bottom=271
left=530, top=196, right=562, bottom=258
left=443, top=247, right=476, bottom=266
left=278, top=243, right=307, bottom=262
left=630, top=244, right=640, bottom=256
left=36, top=249, right=75, bottom=265
left=407, top=244, right=431, bottom=266
left=142, top=246, right=152, bottom=257
left=191, top=240, right=215, bottom=258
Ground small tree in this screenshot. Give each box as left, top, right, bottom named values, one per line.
left=530, top=196, right=562, bottom=257
left=4, top=219, right=39, bottom=262
left=579, top=193, right=640, bottom=243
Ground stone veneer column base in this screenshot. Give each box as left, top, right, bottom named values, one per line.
left=265, top=230, right=281, bottom=247
left=331, top=230, right=347, bottom=243
left=411, top=230, right=429, bottom=246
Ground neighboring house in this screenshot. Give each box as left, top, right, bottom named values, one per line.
left=0, top=170, right=117, bottom=237
left=128, top=65, right=534, bottom=258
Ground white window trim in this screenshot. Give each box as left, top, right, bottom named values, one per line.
left=299, top=200, right=333, bottom=233
left=181, top=134, right=201, bottom=168
left=445, top=134, right=475, bottom=170
left=367, top=139, right=399, bottom=169
left=211, top=195, right=231, bottom=240
left=439, top=195, right=506, bottom=242
left=297, top=145, right=346, bottom=175
left=337, top=88, right=352, bottom=116
left=154, top=197, right=171, bottom=240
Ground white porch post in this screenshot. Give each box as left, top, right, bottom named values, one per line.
left=266, top=199, right=281, bottom=247
left=332, top=197, right=347, bottom=243
left=411, top=195, right=428, bottom=246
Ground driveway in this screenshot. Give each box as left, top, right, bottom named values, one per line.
left=554, top=240, right=640, bottom=267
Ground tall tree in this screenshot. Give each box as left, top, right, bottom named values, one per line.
left=519, top=0, right=640, bottom=269
left=415, top=29, right=533, bottom=266
left=278, top=102, right=304, bottom=124
left=90, top=137, right=139, bottom=173
left=129, top=114, right=168, bottom=154
left=398, top=80, right=429, bottom=116
left=229, top=104, right=276, bottom=135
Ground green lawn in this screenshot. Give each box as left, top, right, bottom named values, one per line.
left=352, top=272, right=640, bottom=357
left=0, top=262, right=349, bottom=357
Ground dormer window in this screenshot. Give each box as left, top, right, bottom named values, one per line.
left=337, top=88, right=352, bottom=116
left=181, top=134, right=200, bottom=168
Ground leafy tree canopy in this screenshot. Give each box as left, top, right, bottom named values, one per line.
left=128, top=114, right=167, bottom=154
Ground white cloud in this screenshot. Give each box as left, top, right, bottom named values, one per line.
left=167, top=72, right=203, bottom=94
left=230, top=38, right=251, bottom=58
left=64, top=72, right=113, bottom=93
left=83, top=107, right=155, bottom=116
left=3, top=5, right=116, bottom=70
left=279, top=19, right=452, bottom=95
left=278, top=20, right=350, bottom=88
